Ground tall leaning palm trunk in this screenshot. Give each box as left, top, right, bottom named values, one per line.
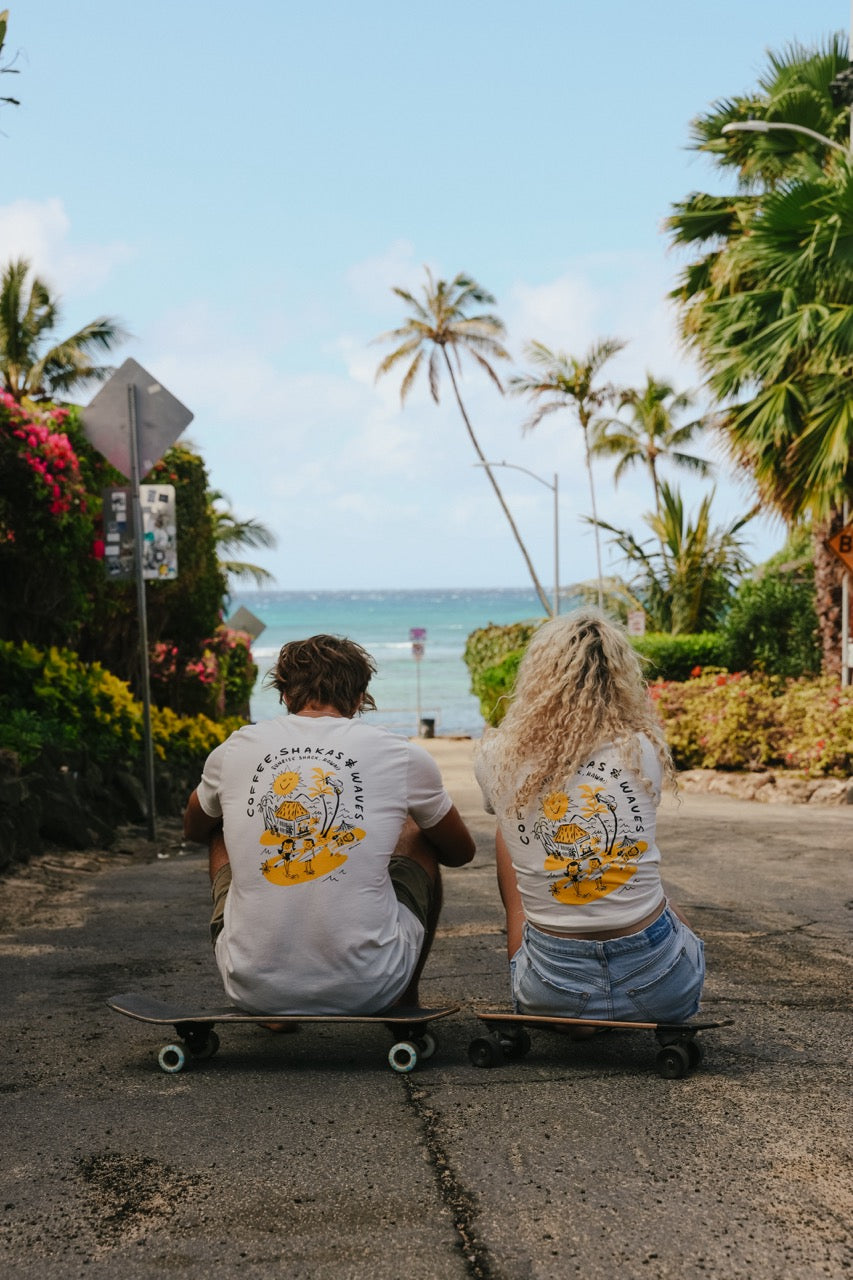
left=375, top=270, right=553, bottom=617
left=440, top=348, right=552, bottom=614
left=510, top=338, right=626, bottom=611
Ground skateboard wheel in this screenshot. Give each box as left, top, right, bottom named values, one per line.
left=388, top=1040, right=419, bottom=1073
left=158, top=1043, right=187, bottom=1074
left=502, top=1028, right=532, bottom=1059
left=191, top=1030, right=220, bottom=1060
left=685, top=1038, right=703, bottom=1069
left=656, top=1044, right=690, bottom=1079
left=415, top=1031, right=438, bottom=1060
left=468, top=1035, right=504, bottom=1068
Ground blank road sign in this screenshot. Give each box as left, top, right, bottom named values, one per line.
left=81, top=358, right=194, bottom=479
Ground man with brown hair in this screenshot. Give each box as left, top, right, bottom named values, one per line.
left=184, top=634, right=475, bottom=1014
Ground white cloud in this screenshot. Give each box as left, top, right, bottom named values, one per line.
left=345, top=238, right=418, bottom=313
left=0, top=197, right=133, bottom=294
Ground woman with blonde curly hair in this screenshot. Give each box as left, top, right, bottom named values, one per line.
left=475, top=608, right=704, bottom=1025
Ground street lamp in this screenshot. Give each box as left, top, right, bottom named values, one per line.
left=721, top=119, right=850, bottom=154
left=721, top=105, right=853, bottom=684
left=475, top=461, right=560, bottom=616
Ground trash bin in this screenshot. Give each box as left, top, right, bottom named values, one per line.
left=419, top=717, right=435, bottom=739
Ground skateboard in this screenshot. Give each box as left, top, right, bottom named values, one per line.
left=468, top=1009, right=733, bottom=1079
left=107, top=992, right=458, bottom=1075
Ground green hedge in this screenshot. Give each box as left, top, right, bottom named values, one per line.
left=463, top=620, right=540, bottom=726
left=631, top=632, right=728, bottom=681
left=464, top=622, right=729, bottom=723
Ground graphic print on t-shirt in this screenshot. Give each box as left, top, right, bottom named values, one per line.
left=248, top=747, right=366, bottom=888
left=529, top=759, right=647, bottom=906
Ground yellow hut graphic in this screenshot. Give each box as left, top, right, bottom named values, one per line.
left=273, top=799, right=312, bottom=840
left=553, top=822, right=593, bottom=858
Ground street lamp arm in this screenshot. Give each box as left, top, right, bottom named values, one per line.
left=473, top=460, right=560, bottom=615
left=475, top=459, right=555, bottom=492
left=721, top=119, right=850, bottom=156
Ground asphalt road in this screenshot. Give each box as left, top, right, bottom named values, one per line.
left=1, top=740, right=851, bottom=1279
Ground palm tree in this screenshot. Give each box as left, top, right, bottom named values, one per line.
left=209, top=490, right=277, bottom=588
left=0, top=258, right=127, bottom=402
left=374, top=268, right=552, bottom=616
left=593, top=482, right=756, bottom=634
left=666, top=34, right=853, bottom=672
left=510, top=338, right=625, bottom=609
left=0, top=10, right=20, bottom=112
left=591, top=374, right=712, bottom=518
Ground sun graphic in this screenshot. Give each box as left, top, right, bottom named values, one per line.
left=272, top=770, right=300, bottom=796
left=543, top=791, right=568, bottom=821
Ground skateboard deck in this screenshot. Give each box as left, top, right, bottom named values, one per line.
left=469, top=1009, right=733, bottom=1078
left=107, top=992, right=458, bottom=1075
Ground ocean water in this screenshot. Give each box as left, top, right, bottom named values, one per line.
left=228, top=587, right=551, bottom=738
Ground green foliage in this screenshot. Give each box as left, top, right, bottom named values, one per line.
left=149, top=625, right=257, bottom=719
left=774, top=676, right=853, bottom=775
left=464, top=615, right=851, bottom=775
left=721, top=568, right=820, bottom=677
left=475, top=651, right=525, bottom=726
left=0, top=638, right=239, bottom=770
left=630, top=632, right=728, bottom=681
left=0, top=258, right=127, bottom=401
left=463, top=620, right=541, bottom=724
left=650, top=671, right=853, bottom=776
left=0, top=639, right=141, bottom=765
left=0, top=395, right=99, bottom=646
left=667, top=38, right=853, bottom=527
left=595, top=481, right=755, bottom=633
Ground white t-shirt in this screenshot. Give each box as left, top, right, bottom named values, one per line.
left=476, top=733, right=664, bottom=932
left=197, top=714, right=453, bottom=1014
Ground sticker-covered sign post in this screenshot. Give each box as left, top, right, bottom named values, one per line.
left=103, top=484, right=178, bottom=580
left=410, top=628, right=426, bottom=735
left=82, top=360, right=193, bottom=840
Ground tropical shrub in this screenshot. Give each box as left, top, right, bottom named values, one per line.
left=0, top=393, right=98, bottom=646
left=651, top=671, right=853, bottom=776
left=774, top=677, right=853, bottom=776
left=149, top=625, right=257, bottom=719
left=721, top=531, right=821, bottom=677
left=463, top=620, right=851, bottom=776
left=0, top=639, right=239, bottom=770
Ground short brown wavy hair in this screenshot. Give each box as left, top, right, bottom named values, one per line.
left=267, top=634, right=377, bottom=716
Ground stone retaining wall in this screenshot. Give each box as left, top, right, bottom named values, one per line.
left=677, top=769, right=853, bottom=805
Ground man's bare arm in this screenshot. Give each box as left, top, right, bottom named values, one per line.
left=420, top=805, right=476, bottom=867
left=184, top=790, right=222, bottom=844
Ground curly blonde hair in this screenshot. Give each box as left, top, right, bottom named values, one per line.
left=478, top=608, right=674, bottom=809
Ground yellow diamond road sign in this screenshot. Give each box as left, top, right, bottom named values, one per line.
left=826, top=520, right=853, bottom=573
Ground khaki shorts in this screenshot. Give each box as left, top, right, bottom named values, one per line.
left=209, top=856, right=434, bottom=945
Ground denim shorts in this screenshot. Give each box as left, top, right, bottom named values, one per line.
left=510, top=905, right=705, bottom=1023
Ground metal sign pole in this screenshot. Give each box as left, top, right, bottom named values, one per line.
left=128, top=382, right=157, bottom=840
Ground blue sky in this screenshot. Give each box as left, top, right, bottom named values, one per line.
left=4, top=1, right=848, bottom=590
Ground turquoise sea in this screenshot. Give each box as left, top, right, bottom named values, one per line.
left=228, top=588, right=554, bottom=738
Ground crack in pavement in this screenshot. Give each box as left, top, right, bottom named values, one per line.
left=402, top=1076, right=501, bottom=1280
